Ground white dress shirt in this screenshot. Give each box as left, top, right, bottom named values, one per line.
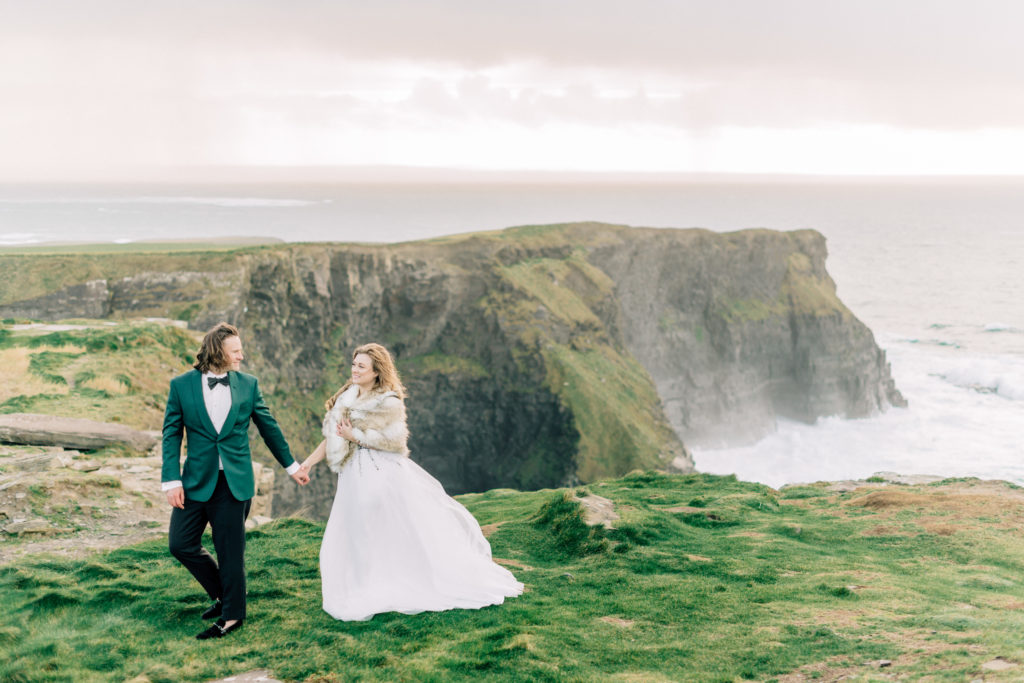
left=203, top=371, right=232, bottom=452
left=162, top=371, right=301, bottom=492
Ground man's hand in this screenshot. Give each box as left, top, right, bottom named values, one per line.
left=165, top=487, right=185, bottom=509
left=291, top=467, right=310, bottom=486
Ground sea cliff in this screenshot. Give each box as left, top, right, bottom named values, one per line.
left=0, top=223, right=903, bottom=517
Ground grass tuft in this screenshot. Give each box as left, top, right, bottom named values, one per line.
left=532, top=492, right=609, bottom=557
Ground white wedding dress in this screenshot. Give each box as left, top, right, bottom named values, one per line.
left=319, top=387, right=523, bottom=621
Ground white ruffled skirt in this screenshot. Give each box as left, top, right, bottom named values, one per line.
left=319, top=447, right=524, bottom=621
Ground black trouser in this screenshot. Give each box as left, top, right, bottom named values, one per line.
left=168, top=473, right=252, bottom=621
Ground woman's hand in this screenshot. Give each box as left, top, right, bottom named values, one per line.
left=336, top=416, right=357, bottom=442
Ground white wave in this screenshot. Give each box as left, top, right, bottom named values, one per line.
left=984, top=322, right=1020, bottom=333
left=693, top=341, right=1024, bottom=489
left=937, top=355, right=1024, bottom=401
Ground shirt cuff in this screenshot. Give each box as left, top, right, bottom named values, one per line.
left=162, top=481, right=183, bottom=491
left=285, top=462, right=302, bottom=475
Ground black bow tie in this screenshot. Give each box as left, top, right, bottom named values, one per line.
left=207, top=375, right=230, bottom=389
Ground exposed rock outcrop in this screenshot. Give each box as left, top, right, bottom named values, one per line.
left=0, top=223, right=904, bottom=518
left=0, top=413, right=159, bottom=452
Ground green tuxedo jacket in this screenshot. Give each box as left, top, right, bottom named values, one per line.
left=161, top=369, right=295, bottom=502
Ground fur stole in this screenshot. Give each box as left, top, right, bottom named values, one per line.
left=322, top=385, right=409, bottom=472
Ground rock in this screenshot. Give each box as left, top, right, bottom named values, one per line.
left=244, top=515, right=274, bottom=530
left=4, top=519, right=56, bottom=535
left=71, top=461, right=102, bottom=472
left=817, top=472, right=947, bottom=492
left=249, top=462, right=276, bottom=519
left=46, top=453, right=75, bottom=469
left=6, top=449, right=73, bottom=472
left=871, top=471, right=946, bottom=486
left=981, top=657, right=1018, bottom=671
left=0, top=413, right=158, bottom=452
left=0, top=279, right=110, bottom=320
left=123, top=465, right=152, bottom=474
left=573, top=493, right=619, bottom=529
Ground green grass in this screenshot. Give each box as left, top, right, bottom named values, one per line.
left=0, top=321, right=197, bottom=430
left=4, top=472, right=1024, bottom=681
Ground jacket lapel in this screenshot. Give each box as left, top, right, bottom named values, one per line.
left=189, top=370, right=219, bottom=436
left=219, top=372, right=242, bottom=439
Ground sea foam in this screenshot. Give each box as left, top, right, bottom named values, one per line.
left=693, top=340, right=1024, bottom=489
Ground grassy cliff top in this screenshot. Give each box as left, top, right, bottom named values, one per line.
left=0, top=321, right=197, bottom=430
left=4, top=471, right=1024, bottom=681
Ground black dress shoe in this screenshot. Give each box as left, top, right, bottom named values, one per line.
left=201, top=600, right=222, bottom=620
left=196, top=619, right=243, bottom=640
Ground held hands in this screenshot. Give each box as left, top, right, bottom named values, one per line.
left=291, top=466, right=311, bottom=486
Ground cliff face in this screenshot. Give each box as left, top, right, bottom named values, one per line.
left=0, top=223, right=903, bottom=517
left=582, top=225, right=904, bottom=446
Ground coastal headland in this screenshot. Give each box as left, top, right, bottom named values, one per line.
left=0, top=222, right=903, bottom=518
left=2, top=224, right=1022, bottom=679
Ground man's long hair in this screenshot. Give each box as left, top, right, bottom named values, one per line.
left=325, top=343, right=407, bottom=410
left=194, top=322, right=240, bottom=374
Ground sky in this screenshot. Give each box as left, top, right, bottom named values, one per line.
left=2, top=0, right=1024, bottom=179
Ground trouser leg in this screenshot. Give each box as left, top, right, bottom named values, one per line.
left=168, top=496, right=222, bottom=602
left=208, top=473, right=252, bottom=621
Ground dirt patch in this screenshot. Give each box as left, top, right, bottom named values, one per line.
left=813, top=609, right=864, bottom=629
left=481, top=521, right=506, bottom=537
left=599, top=616, right=635, bottom=628
left=847, top=483, right=1024, bottom=540
left=777, top=627, right=974, bottom=682
left=850, top=483, right=1024, bottom=515
left=861, top=525, right=912, bottom=537
left=851, top=490, right=940, bottom=509
left=775, top=655, right=868, bottom=683
left=494, top=558, right=534, bottom=571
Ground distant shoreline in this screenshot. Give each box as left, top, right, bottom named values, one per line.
left=0, top=236, right=284, bottom=254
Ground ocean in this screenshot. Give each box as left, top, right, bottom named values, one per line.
left=1, top=177, right=1021, bottom=489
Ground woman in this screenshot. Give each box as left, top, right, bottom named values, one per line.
left=301, top=343, right=524, bottom=621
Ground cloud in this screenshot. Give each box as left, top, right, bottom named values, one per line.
left=1, top=0, right=1023, bottom=175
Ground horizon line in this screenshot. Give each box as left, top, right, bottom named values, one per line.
left=4, top=165, right=1024, bottom=185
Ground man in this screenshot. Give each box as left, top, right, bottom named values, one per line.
left=161, top=322, right=310, bottom=640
